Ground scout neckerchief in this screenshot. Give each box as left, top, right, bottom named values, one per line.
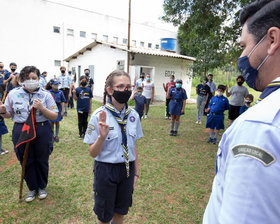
left=105, top=98, right=131, bottom=177
left=257, top=80, right=280, bottom=103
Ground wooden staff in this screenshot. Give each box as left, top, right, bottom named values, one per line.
left=19, top=108, right=36, bottom=201
left=1, top=82, right=9, bottom=103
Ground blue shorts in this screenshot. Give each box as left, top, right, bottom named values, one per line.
left=206, top=114, right=225, bottom=130
left=93, top=161, right=135, bottom=223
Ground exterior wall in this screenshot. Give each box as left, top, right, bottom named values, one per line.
left=67, top=44, right=127, bottom=97
left=131, top=55, right=193, bottom=101
left=0, top=0, right=177, bottom=77
left=68, top=45, right=193, bottom=101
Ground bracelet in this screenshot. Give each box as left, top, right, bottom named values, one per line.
left=135, top=174, right=139, bottom=178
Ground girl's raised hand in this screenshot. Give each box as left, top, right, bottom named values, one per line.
left=98, top=110, right=109, bottom=140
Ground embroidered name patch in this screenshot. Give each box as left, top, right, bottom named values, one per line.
left=232, top=144, right=275, bottom=166
left=87, top=124, right=95, bottom=135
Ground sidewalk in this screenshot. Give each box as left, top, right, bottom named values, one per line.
left=93, top=95, right=196, bottom=105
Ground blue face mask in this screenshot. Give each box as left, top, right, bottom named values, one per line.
left=237, top=35, right=269, bottom=90
left=146, top=78, right=151, bottom=81
left=137, top=92, right=142, bottom=96
left=176, top=83, right=182, bottom=88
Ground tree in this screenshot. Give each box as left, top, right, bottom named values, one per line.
left=162, top=0, right=253, bottom=76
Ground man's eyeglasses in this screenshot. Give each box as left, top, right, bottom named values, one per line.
left=113, top=84, right=132, bottom=91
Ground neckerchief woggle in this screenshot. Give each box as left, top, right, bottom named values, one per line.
left=257, top=80, right=280, bottom=103
left=105, top=98, right=131, bottom=177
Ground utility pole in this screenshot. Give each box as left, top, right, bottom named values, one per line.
left=127, top=0, right=131, bottom=74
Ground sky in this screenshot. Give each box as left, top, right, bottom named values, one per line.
left=53, top=0, right=177, bottom=31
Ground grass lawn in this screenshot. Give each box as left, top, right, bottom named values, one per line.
left=0, top=100, right=224, bottom=224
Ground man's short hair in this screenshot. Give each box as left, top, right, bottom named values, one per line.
left=10, top=62, right=17, bottom=67
left=217, top=85, right=226, bottom=92
left=240, top=0, right=280, bottom=42
left=246, top=94, right=254, bottom=101
left=84, top=68, right=90, bottom=72
left=208, top=74, right=213, bottom=77
left=236, top=75, right=245, bottom=82
left=60, top=66, right=66, bottom=70
left=137, top=86, right=143, bottom=91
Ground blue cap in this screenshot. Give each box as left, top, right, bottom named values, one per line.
left=50, top=78, right=60, bottom=85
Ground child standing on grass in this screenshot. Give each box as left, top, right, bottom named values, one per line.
left=167, top=79, right=187, bottom=136
left=205, top=85, right=229, bottom=144
left=0, top=115, right=8, bottom=155
left=46, top=79, right=66, bottom=143
left=84, top=70, right=143, bottom=224
left=240, top=94, right=254, bottom=115
left=73, top=75, right=93, bottom=139
left=131, top=86, right=146, bottom=120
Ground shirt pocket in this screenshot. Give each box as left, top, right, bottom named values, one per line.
left=103, top=131, right=119, bottom=151
left=127, top=129, right=137, bottom=151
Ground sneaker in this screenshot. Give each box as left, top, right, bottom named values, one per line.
left=144, top=115, right=148, bottom=119
left=195, top=121, right=199, bottom=124
left=79, top=135, right=83, bottom=139
left=165, top=116, right=169, bottom=120
left=54, top=136, right=59, bottom=142
left=38, top=188, right=47, bottom=200
left=0, top=148, right=8, bottom=155
left=213, top=138, right=217, bottom=144
left=173, top=131, right=178, bottom=136
left=64, top=112, right=67, bottom=117
left=25, top=190, right=36, bottom=202
left=207, top=137, right=213, bottom=143
left=198, top=121, right=202, bottom=125
left=169, top=130, right=174, bottom=136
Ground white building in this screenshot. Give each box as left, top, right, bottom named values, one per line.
left=65, top=41, right=195, bottom=101
left=0, top=0, right=178, bottom=76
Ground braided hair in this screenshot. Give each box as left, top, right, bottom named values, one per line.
left=103, top=70, right=130, bottom=105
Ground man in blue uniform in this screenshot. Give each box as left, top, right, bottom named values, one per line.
left=58, top=66, right=72, bottom=116
left=3, top=62, right=18, bottom=95
left=84, top=68, right=94, bottom=94
left=203, top=1, right=280, bottom=223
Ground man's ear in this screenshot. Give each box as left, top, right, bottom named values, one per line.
left=267, top=27, right=280, bottom=55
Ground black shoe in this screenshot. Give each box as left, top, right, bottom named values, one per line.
left=169, top=130, right=174, bottom=136
left=173, top=131, right=178, bottom=136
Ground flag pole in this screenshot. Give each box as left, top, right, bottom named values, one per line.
left=19, top=108, right=36, bottom=201
left=127, top=0, right=131, bottom=74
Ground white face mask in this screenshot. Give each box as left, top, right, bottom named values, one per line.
left=217, top=91, right=223, bottom=97
left=23, top=80, right=40, bottom=91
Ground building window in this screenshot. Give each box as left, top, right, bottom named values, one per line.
left=132, top=40, right=136, bottom=47
left=103, top=35, right=108, bottom=42
left=123, top=38, right=127, bottom=44
left=54, top=60, right=61, bottom=66
left=140, top=41, right=144, bottom=47
left=53, top=26, right=60, bottom=33
left=155, top=44, right=160, bottom=49
left=80, top=31, right=86, bottom=38
left=148, top=43, right=152, bottom=48
left=67, top=29, right=74, bottom=36
left=91, top=33, right=97, bottom=40
left=117, top=60, right=125, bottom=71
left=113, top=37, right=118, bottom=44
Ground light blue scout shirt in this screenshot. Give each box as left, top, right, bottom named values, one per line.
left=84, top=105, right=143, bottom=163
left=4, top=87, right=58, bottom=123
left=207, top=81, right=217, bottom=94
left=57, top=74, right=72, bottom=89
left=39, top=75, right=47, bottom=89
left=203, top=85, right=280, bottom=224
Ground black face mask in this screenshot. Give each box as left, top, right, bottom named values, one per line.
left=237, top=81, right=244, bottom=86
left=81, top=82, right=87, bottom=87
left=140, top=76, right=144, bottom=79
left=85, top=72, right=90, bottom=76
left=61, top=70, right=65, bottom=74
left=0, top=66, right=3, bottom=69
left=68, top=72, right=71, bottom=75
left=11, top=68, right=16, bottom=72
left=113, top=90, right=132, bottom=104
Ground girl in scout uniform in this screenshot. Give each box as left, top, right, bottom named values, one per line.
left=0, top=66, right=58, bottom=202
left=84, top=70, right=143, bottom=224
left=167, top=79, right=187, bottom=136
left=46, top=79, right=66, bottom=142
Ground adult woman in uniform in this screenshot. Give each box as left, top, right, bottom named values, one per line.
left=0, top=66, right=58, bottom=202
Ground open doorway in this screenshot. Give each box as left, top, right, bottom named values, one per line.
left=130, top=65, right=155, bottom=86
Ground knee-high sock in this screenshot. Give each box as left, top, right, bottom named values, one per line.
left=64, top=105, right=67, bottom=113
left=210, top=131, right=214, bottom=138
left=55, top=124, right=60, bottom=137
left=0, top=135, right=2, bottom=149
left=170, top=121, right=175, bottom=131
left=175, top=122, right=180, bottom=131
left=214, top=131, right=219, bottom=139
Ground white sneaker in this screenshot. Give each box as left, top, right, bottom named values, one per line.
left=198, top=121, right=202, bottom=125
left=195, top=121, right=199, bottom=124
left=144, top=115, right=148, bottom=119
left=0, top=148, right=8, bottom=155
left=25, top=190, right=36, bottom=202
left=38, top=188, right=47, bottom=200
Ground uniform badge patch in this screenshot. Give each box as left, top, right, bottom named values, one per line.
left=129, top=116, right=136, bottom=122
left=232, top=144, right=276, bottom=166
left=87, top=124, right=95, bottom=135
